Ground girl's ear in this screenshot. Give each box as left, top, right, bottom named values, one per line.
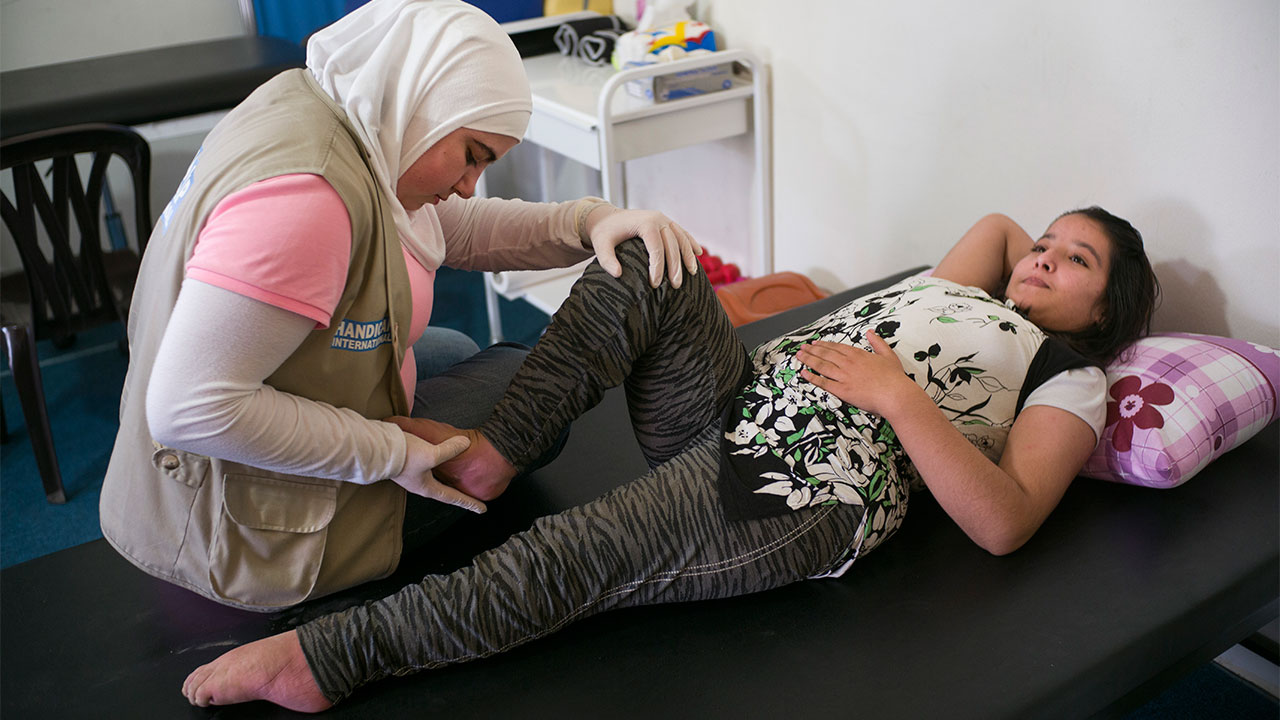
left=1091, top=300, right=1107, bottom=327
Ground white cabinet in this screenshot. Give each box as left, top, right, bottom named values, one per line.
left=483, top=43, right=772, bottom=342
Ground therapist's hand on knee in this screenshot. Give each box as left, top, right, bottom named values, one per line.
left=391, top=433, right=485, bottom=513
left=584, top=206, right=703, bottom=289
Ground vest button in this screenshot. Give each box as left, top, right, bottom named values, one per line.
left=160, top=454, right=180, bottom=471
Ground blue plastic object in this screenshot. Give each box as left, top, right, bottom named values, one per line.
left=254, top=1, right=543, bottom=47
left=461, top=0, right=543, bottom=24
left=252, top=0, right=347, bottom=46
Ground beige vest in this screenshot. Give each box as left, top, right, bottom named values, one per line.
left=100, top=70, right=413, bottom=611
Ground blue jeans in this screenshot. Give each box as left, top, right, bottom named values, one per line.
left=411, top=326, right=481, bottom=382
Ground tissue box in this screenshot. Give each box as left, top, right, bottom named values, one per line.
left=625, top=61, right=735, bottom=102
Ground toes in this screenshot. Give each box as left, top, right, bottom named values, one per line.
left=194, top=684, right=217, bottom=708
left=182, top=664, right=209, bottom=705
left=192, top=670, right=232, bottom=708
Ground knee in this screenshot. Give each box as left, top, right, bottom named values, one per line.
left=584, top=237, right=650, bottom=286
left=585, top=237, right=715, bottom=300
left=611, top=237, right=651, bottom=275
left=413, top=327, right=481, bottom=380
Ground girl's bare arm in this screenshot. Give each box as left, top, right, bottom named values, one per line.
left=931, top=213, right=1034, bottom=294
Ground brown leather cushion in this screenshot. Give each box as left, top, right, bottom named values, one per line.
left=715, top=271, right=828, bottom=327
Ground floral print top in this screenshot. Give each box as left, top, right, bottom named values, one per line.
left=719, top=274, right=1051, bottom=562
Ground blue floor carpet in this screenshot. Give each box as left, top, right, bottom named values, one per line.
left=1, top=267, right=1274, bottom=717
left=1127, top=662, right=1276, bottom=719
left=0, top=321, right=125, bottom=566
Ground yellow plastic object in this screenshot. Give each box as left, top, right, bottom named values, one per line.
left=545, top=0, right=613, bottom=15
left=715, top=272, right=829, bottom=327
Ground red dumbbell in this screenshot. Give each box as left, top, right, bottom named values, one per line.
left=706, top=263, right=740, bottom=287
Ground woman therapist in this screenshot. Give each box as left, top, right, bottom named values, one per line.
left=99, top=0, right=703, bottom=611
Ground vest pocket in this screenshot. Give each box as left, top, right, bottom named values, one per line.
left=208, top=473, right=338, bottom=609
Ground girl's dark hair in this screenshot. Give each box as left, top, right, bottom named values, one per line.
left=1052, top=206, right=1161, bottom=365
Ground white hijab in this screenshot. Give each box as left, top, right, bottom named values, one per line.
left=306, top=0, right=531, bottom=270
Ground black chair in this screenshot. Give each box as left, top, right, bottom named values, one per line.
left=0, top=123, right=152, bottom=504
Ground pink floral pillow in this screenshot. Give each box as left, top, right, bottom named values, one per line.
left=1082, top=333, right=1279, bottom=488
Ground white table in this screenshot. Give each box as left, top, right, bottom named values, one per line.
left=483, top=44, right=772, bottom=343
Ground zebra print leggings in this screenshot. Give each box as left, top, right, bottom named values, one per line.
left=297, top=240, right=866, bottom=703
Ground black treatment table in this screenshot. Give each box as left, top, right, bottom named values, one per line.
left=2, top=268, right=1276, bottom=718
left=0, top=35, right=306, bottom=139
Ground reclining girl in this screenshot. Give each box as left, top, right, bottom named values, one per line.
left=182, top=207, right=1160, bottom=712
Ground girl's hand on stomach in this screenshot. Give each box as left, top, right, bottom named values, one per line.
left=795, top=332, right=915, bottom=416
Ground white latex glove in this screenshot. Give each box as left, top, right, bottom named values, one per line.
left=391, top=432, right=486, bottom=513
left=584, top=206, right=703, bottom=289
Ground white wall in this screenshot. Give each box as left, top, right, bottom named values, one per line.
left=0, top=0, right=244, bottom=70
left=698, top=0, right=1279, bottom=346
left=4, top=1, right=1276, bottom=345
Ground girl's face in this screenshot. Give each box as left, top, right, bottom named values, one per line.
left=396, top=128, right=519, bottom=211
left=1004, top=213, right=1112, bottom=333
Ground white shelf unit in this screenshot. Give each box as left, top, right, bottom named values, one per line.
left=483, top=46, right=772, bottom=343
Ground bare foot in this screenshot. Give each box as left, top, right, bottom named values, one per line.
left=182, top=630, right=332, bottom=713
left=387, top=416, right=516, bottom=500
